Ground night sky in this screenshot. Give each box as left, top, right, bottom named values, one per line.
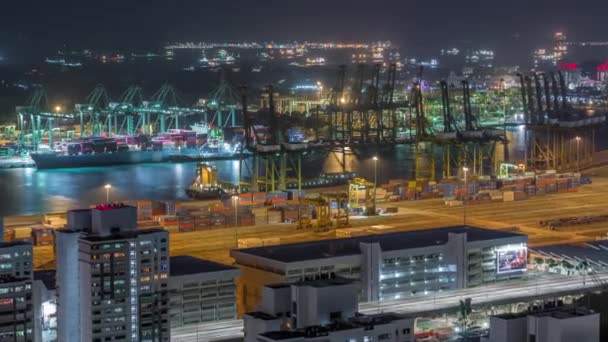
left=1, top=0, right=608, bottom=62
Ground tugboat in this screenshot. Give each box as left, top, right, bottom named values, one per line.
left=185, top=163, right=231, bottom=200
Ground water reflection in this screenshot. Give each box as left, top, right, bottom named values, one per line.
left=0, top=129, right=535, bottom=216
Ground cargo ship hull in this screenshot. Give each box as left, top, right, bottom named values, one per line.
left=30, top=149, right=197, bottom=169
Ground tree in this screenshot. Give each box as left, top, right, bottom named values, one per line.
left=562, top=260, right=574, bottom=274
left=458, top=298, right=473, bottom=332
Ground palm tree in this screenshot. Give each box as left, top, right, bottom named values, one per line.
left=458, top=298, right=473, bottom=332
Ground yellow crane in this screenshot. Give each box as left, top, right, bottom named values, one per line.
left=297, top=192, right=349, bottom=232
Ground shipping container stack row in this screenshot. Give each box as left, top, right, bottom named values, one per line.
left=441, top=171, right=584, bottom=206
left=130, top=200, right=257, bottom=233
left=3, top=225, right=55, bottom=246
left=132, top=188, right=344, bottom=232
left=232, top=191, right=298, bottom=207
left=373, top=172, right=586, bottom=207
left=379, top=179, right=442, bottom=201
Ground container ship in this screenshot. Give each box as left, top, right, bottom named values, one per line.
left=30, top=129, right=239, bottom=169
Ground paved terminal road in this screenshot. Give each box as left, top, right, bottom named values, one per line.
left=170, top=272, right=608, bottom=342
left=168, top=171, right=608, bottom=266
left=31, top=168, right=608, bottom=269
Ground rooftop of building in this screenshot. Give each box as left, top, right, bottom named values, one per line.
left=259, top=312, right=412, bottom=340
left=353, top=312, right=412, bottom=325
left=265, top=283, right=291, bottom=289
left=495, top=305, right=596, bottom=320
left=265, top=277, right=355, bottom=290
left=170, top=255, right=237, bottom=277
left=531, top=307, right=597, bottom=319
left=92, top=203, right=136, bottom=211
left=67, top=208, right=92, bottom=213
left=79, top=228, right=166, bottom=242
left=293, top=277, right=357, bottom=288
left=246, top=311, right=281, bottom=321
left=261, top=330, right=309, bottom=340
left=34, top=270, right=56, bottom=290
left=532, top=242, right=608, bottom=266
left=235, top=226, right=524, bottom=263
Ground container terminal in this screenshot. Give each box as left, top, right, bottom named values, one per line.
left=0, top=61, right=607, bottom=256
left=3, top=64, right=604, bottom=178
left=2, top=62, right=608, bottom=342
left=3, top=0, right=608, bottom=335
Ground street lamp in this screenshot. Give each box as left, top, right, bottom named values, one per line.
left=575, top=136, right=581, bottom=173
left=104, top=184, right=112, bottom=203
left=54, top=105, right=62, bottom=113
left=373, top=156, right=379, bottom=215
left=232, top=195, right=239, bottom=248
left=462, top=167, right=469, bottom=226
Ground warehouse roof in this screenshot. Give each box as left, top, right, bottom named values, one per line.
left=531, top=242, right=608, bottom=266
left=170, top=255, right=237, bottom=276
left=234, top=226, right=525, bottom=263
left=495, top=306, right=596, bottom=320
left=79, top=228, right=166, bottom=242
left=260, top=312, right=412, bottom=340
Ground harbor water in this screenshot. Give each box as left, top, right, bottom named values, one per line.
left=0, top=130, right=534, bottom=216
left=0, top=147, right=406, bottom=215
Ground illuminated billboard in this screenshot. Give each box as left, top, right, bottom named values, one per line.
left=496, top=245, right=527, bottom=274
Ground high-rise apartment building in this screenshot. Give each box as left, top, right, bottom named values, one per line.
left=553, top=32, right=568, bottom=65
left=0, top=242, right=34, bottom=341
left=56, top=204, right=170, bottom=342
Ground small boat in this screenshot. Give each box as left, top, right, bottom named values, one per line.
left=185, top=163, right=232, bottom=199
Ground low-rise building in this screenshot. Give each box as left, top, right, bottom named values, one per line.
left=482, top=305, right=599, bottom=342
left=232, top=226, right=528, bottom=312
left=244, top=278, right=415, bottom=342
left=256, top=314, right=414, bottom=342
left=169, top=256, right=240, bottom=328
